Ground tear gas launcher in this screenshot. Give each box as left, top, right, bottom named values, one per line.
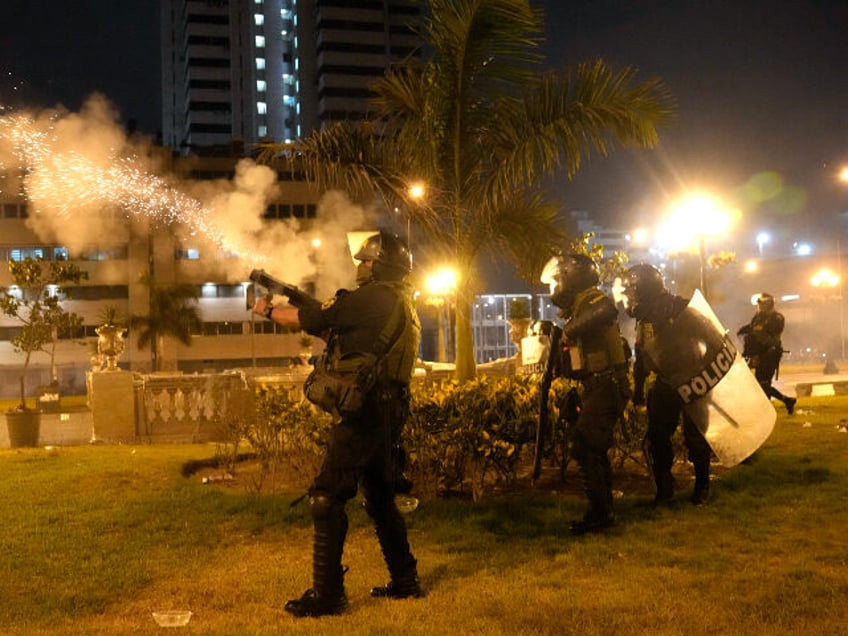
left=249, top=269, right=320, bottom=310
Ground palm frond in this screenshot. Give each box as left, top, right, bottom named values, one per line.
left=488, top=60, right=676, bottom=197
left=485, top=191, right=570, bottom=284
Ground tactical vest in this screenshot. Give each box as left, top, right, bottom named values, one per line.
left=321, top=280, right=420, bottom=385
left=564, top=288, right=626, bottom=376
left=375, top=280, right=421, bottom=384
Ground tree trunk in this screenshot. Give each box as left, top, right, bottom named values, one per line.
left=454, top=281, right=477, bottom=382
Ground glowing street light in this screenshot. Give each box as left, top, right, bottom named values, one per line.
left=810, top=266, right=844, bottom=360
left=402, top=181, right=427, bottom=245
left=755, top=231, right=771, bottom=255
left=810, top=268, right=840, bottom=288
left=660, top=192, right=738, bottom=299
left=425, top=267, right=458, bottom=362
left=408, top=182, right=426, bottom=201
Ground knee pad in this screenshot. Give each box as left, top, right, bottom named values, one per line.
left=310, top=494, right=339, bottom=520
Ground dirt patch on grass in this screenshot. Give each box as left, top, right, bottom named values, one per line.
left=181, top=451, right=723, bottom=502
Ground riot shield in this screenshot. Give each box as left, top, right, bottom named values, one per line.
left=645, top=290, right=775, bottom=467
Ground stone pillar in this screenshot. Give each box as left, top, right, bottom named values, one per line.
left=88, top=371, right=137, bottom=443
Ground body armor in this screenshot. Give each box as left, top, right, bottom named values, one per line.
left=562, top=288, right=626, bottom=378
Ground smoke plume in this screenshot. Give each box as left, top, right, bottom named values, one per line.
left=0, top=94, right=374, bottom=294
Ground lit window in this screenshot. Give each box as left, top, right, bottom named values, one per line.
left=176, top=248, right=200, bottom=260
left=201, top=283, right=218, bottom=299
left=257, top=102, right=267, bottom=114
left=258, top=125, right=268, bottom=137
left=282, top=73, right=294, bottom=85
left=257, top=80, right=267, bottom=92
left=255, top=35, right=266, bottom=48
left=254, top=0, right=263, bottom=4
left=256, top=58, right=266, bottom=70
left=254, top=14, right=264, bottom=26
left=283, top=95, right=296, bottom=107
left=281, top=9, right=292, bottom=19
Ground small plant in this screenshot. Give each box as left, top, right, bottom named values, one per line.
left=0, top=257, right=88, bottom=411
left=508, top=297, right=531, bottom=321
left=98, top=304, right=124, bottom=327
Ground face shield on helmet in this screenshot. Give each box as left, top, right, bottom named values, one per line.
left=754, top=293, right=775, bottom=312
left=540, top=253, right=599, bottom=309
left=354, top=230, right=412, bottom=281
left=621, top=264, right=666, bottom=319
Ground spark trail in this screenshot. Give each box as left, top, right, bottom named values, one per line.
left=1, top=111, right=248, bottom=257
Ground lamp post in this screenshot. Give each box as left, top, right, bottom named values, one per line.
left=662, top=193, right=736, bottom=301
left=425, top=267, right=458, bottom=362
left=405, top=182, right=426, bottom=246
left=811, top=265, right=844, bottom=360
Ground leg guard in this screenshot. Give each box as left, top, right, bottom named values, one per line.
left=364, top=488, right=423, bottom=599
left=691, top=458, right=710, bottom=506
left=284, top=495, right=349, bottom=618
left=570, top=444, right=615, bottom=535
left=644, top=437, right=675, bottom=504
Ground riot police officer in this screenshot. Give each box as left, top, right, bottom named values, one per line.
left=738, top=293, right=796, bottom=414
left=541, top=253, right=630, bottom=535
left=254, top=230, right=423, bottom=617
left=622, top=264, right=713, bottom=506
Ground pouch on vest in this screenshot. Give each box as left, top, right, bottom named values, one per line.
left=304, top=351, right=379, bottom=416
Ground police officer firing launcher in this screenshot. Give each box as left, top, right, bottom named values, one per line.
left=251, top=230, right=423, bottom=618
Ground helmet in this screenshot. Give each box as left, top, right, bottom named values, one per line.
left=540, top=253, right=599, bottom=309
left=755, top=292, right=775, bottom=311
left=621, top=263, right=667, bottom=318
left=354, top=230, right=412, bottom=280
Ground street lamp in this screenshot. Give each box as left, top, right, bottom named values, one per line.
left=661, top=193, right=737, bottom=300
left=425, top=267, right=458, bottom=362
left=755, top=231, right=771, bottom=255
left=811, top=266, right=844, bottom=360
left=405, top=181, right=426, bottom=245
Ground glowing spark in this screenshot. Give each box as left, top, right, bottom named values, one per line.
left=0, top=112, right=253, bottom=256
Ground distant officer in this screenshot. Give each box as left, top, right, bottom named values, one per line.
left=254, top=230, right=423, bottom=617
left=737, top=293, right=796, bottom=414
left=541, top=253, right=630, bottom=534
left=622, top=264, right=713, bottom=506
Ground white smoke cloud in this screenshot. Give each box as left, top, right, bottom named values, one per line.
left=0, top=94, right=376, bottom=296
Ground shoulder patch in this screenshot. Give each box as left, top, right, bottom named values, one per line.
left=321, top=297, right=337, bottom=310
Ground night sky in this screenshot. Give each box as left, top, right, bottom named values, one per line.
left=1, top=0, right=846, bottom=245
left=538, top=0, right=848, bottom=242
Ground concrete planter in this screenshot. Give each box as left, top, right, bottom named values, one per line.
left=5, top=410, right=41, bottom=448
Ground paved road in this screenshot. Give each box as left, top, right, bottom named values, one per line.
left=775, top=367, right=848, bottom=396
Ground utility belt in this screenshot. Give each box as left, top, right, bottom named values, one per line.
left=578, top=364, right=629, bottom=391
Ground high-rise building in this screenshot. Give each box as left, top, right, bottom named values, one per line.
left=161, top=0, right=422, bottom=153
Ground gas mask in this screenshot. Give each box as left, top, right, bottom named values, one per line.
left=355, top=261, right=373, bottom=287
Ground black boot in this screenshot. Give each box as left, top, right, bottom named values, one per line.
left=785, top=397, right=796, bottom=415
left=654, top=471, right=675, bottom=505
left=367, top=493, right=424, bottom=599
left=569, top=455, right=615, bottom=535
left=370, top=565, right=424, bottom=599
left=285, top=496, right=349, bottom=618
left=569, top=510, right=616, bottom=536
left=690, top=460, right=710, bottom=506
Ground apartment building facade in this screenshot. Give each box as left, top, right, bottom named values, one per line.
left=161, top=0, right=422, bottom=152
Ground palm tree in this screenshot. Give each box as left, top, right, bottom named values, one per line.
left=129, top=272, right=202, bottom=372
left=261, top=0, right=675, bottom=381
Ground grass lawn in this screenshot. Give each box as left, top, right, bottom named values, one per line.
left=0, top=396, right=847, bottom=635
